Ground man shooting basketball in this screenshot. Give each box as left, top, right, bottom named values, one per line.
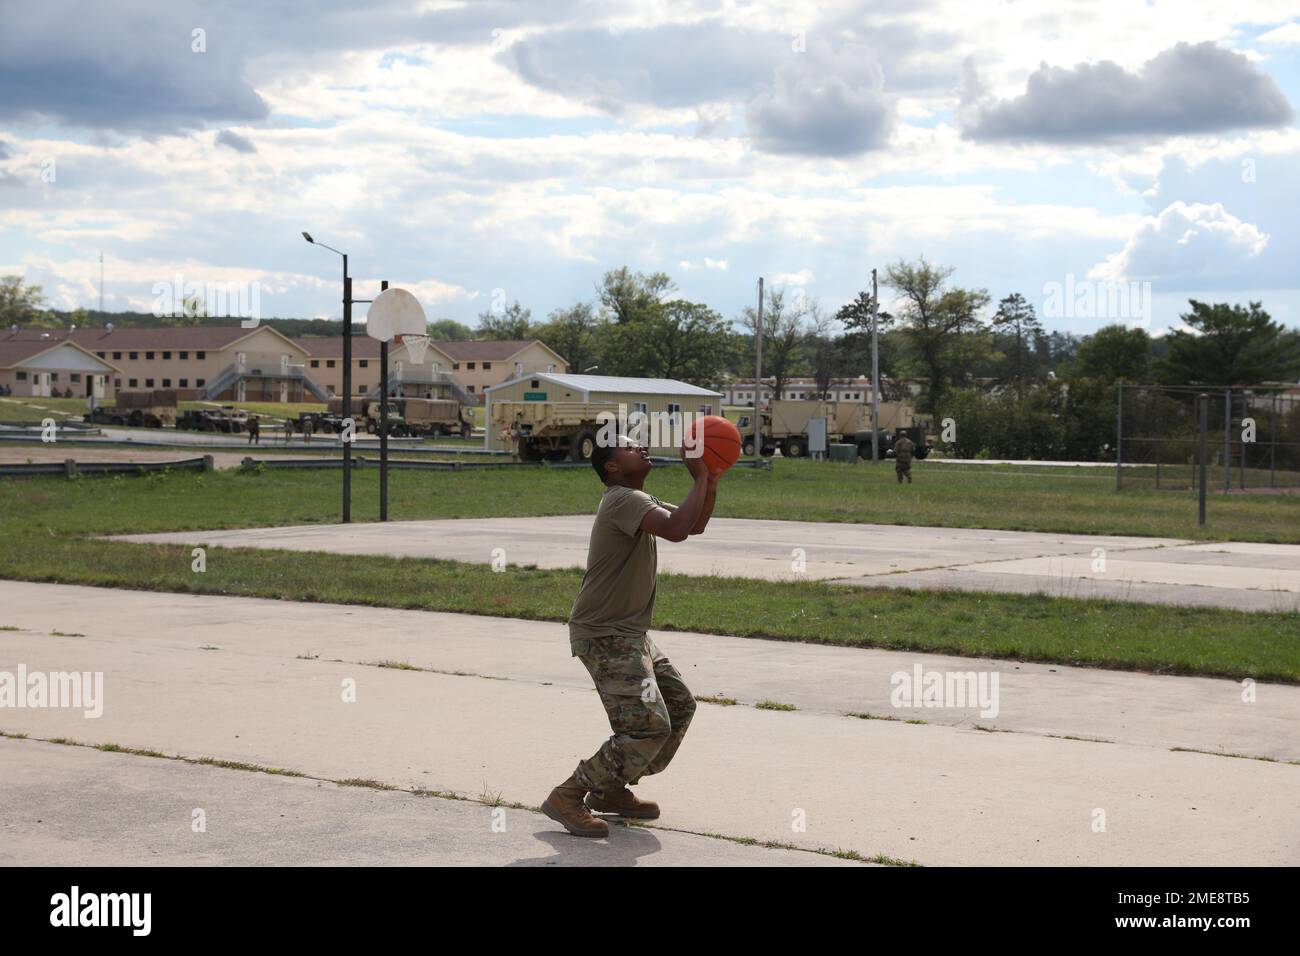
left=542, top=434, right=718, bottom=837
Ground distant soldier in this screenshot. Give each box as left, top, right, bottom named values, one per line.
left=247, top=415, right=260, bottom=445
left=894, top=432, right=915, bottom=484
left=284, top=417, right=295, bottom=444
left=302, top=416, right=314, bottom=443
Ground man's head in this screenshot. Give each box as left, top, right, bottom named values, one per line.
left=591, top=434, right=651, bottom=485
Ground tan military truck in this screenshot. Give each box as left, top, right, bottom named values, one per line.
left=736, top=399, right=927, bottom=459
left=492, top=401, right=622, bottom=462
left=399, top=397, right=473, bottom=438
left=89, top=389, right=178, bottom=428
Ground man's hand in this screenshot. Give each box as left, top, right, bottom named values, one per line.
left=683, top=443, right=710, bottom=482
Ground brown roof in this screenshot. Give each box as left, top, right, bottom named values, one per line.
left=434, top=339, right=551, bottom=361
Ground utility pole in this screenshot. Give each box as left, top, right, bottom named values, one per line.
left=870, top=268, right=880, bottom=464
left=99, top=252, right=104, bottom=313
left=753, top=277, right=764, bottom=458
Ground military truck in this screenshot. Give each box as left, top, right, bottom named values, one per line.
left=88, top=389, right=177, bottom=428
left=176, top=405, right=246, bottom=433
left=492, top=401, right=621, bottom=462
left=736, top=399, right=930, bottom=460
left=399, top=397, right=472, bottom=438
left=362, top=401, right=408, bottom=437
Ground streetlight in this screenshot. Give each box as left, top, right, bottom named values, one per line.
left=303, top=230, right=354, bottom=523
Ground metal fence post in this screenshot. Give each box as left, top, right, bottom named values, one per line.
left=1115, top=382, right=1123, bottom=490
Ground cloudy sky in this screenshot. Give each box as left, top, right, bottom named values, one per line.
left=1, top=0, right=1298, bottom=337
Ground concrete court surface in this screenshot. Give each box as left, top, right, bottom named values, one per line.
left=2, top=581, right=1297, bottom=866
left=0, top=739, right=847, bottom=867
left=115, top=515, right=1300, bottom=612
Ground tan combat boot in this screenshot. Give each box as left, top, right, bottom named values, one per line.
left=584, top=785, right=660, bottom=819
left=542, top=776, right=609, bottom=838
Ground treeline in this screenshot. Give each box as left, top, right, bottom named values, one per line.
left=6, top=261, right=1299, bottom=414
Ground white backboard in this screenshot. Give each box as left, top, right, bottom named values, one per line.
left=366, top=288, right=427, bottom=342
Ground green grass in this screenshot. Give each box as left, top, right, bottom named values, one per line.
left=0, top=396, right=93, bottom=420
left=1, top=462, right=1298, bottom=681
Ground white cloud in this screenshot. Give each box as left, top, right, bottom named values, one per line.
left=1090, top=201, right=1269, bottom=285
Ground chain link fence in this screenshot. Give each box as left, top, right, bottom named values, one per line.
left=1116, top=384, right=1300, bottom=493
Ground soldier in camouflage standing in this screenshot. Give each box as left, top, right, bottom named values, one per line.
left=894, top=432, right=916, bottom=483
left=542, top=434, right=718, bottom=838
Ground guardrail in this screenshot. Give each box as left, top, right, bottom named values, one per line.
left=0, top=457, right=214, bottom=478
left=239, top=456, right=773, bottom=473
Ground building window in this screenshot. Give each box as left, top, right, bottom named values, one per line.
left=180, top=351, right=188, bottom=359
left=162, top=379, right=171, bottom=387
left=358, top=384, right=366, bottom=394
left=162, top=351, right=171, bottom=359
left=112, top=351, right=122, bottom=360
left=699, top=404, right=712, bottom=415
left=196, top=351, right=206, bottom=359
left=96, top=351, right=105, bottom=358
left=359, top=360, right=368, bottom=368
left=466, top=362, right=476, bottom=370
left=179, top=379, right=188, bottom=387
left=129, top=352, right=138, bottom=360
left=452, top=362, right=460, bottom=370
left=16, top=371, right=27, bottom=381
left=327, top=360, right=336, bottom=369
left=146, top=351, right=155, bottom=360
left=483, top=362, right=491, bottom=370
left=51, top=373, right=59, bottom=381
left=467, top=385, right=475, bottom=392
left=196, top=378, right=206, bottom=387
left=114, top=379, right=121, bottom=388
left=310, top=360, right=319, bottom=368
left=71, top=374, right=82, bottom=383
left=531, top=379, right=540, bottom=388
left=145, top=378, right=154, bottom=387
left=129, top=378, right=138, bottom=387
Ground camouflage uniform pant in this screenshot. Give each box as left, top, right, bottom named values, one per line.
left=895, top=461, right=912, bottom=483
left=570, top=633, right=696, bottom=792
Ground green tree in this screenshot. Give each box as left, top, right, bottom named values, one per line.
left=1158, top=300, right=1300, bottom=385
left=597, top=267, right=675, bottom=324
left=1069, top=324, right=1150, bottom=383
left=476, top=301, right=533, bottom=340
left=425, top=319, right=474, bottom=341
left=884, top=258, right=990, bottom=414
left=990, top=293, right=1043, bottom=397
left=535, top=302, right=601, bottom=374
left=739, top=286, right=809, bottom=399
left=0, top=275, right=47, bottom=326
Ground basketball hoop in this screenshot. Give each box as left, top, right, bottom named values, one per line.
left=400, top=333, right=431, bottom=366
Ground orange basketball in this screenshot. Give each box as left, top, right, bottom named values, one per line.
left=688, top=414, right=742, bottom=476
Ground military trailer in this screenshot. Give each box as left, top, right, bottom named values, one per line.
left=484, top=373, right=723, bottom=460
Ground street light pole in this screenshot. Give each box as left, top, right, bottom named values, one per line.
left=870, top=268, right=880, bottom=464
left=303, top=231, right=353, bottom=523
